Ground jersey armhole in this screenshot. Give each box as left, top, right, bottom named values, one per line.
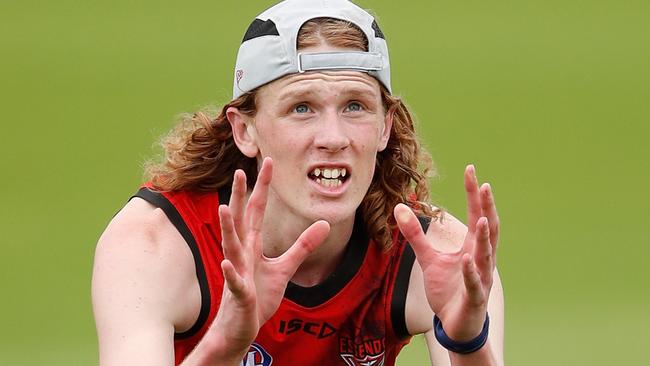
left=390, top=215, right=431, bottom=340
left=130, top=187, right=211, bottom=340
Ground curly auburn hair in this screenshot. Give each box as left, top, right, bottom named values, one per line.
left=145, top=17, right=439, bottom=249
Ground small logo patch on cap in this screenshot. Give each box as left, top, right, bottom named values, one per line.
left=236, top=69, right=244, bottom=88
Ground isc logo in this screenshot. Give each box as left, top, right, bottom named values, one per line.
left=242, top=343, right=273, bottom=366
left=278, top=318, right=337, bottom=339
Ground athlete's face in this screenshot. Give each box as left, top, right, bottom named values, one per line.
left=233, top=54, right=392, bottom=225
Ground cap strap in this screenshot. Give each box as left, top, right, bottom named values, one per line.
left=297, top=52, right=384, bottom=73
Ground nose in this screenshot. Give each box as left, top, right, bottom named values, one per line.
left=313, top=111, right=350, bottom=152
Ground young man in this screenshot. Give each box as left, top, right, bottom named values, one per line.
left=92, top=1, right=504, bottom=365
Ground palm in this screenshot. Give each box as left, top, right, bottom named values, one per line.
left=253, top=252, right=305, bottom=322
left=418, top=250, right=466, bottom=316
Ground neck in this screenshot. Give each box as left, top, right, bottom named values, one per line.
left=260, top=194, right=356, bottom=287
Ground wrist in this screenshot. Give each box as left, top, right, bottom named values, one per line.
left=209, top=341, right=250, bottom=366
left=433, top=313, right=489, bottom=354
left=180, top=334, right=250, bottom=366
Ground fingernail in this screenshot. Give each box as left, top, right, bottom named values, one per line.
left=395, top=205, right=411, bottom=223
left=481, top=183, right=490, bottom=195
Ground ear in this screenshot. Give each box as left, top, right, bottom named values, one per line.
left=226, top=106, right=259, bottom=158
left=377, top=107, right=394, bottom=152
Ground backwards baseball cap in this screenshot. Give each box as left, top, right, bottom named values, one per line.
left=232, top=0, right=391, bottom=99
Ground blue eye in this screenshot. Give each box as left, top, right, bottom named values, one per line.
left=346, top=102, right=363, bottom=112
left=294, top=104, right=310, bottom=113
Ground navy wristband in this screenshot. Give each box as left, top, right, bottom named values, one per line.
left=433, top=314, right=490, bottom=354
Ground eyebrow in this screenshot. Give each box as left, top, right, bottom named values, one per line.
left=340, top=86, right=380, bottom=99
left=277, top=85, right=379, bottom=102
left=277, top=87, right=318, bottom=101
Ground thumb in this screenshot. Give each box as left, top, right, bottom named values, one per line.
left=277, top=220, right=330, bottom=276
left=394, top=204, right=437, bottom=262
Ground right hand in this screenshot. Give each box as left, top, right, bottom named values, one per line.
left=210, top=157, right=330, bottom=360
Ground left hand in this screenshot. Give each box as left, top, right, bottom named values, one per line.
left=394, top=164, right=499, bottom=341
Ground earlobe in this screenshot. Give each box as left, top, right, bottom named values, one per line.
left=226, top=107, right=259, bottom=158
left=377, top=108, right=394, bottom=152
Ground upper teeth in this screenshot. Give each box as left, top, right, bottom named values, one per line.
left=312, top=167, right=346, bottom=178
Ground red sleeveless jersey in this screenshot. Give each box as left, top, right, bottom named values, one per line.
left=134, top=186, right=425, bottom=366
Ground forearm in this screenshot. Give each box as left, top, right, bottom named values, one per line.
left=179, top=292, right=259, bottom=366
left=448, top=339, right=501, bottom=366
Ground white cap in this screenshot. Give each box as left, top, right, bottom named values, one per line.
left=232, top=0, right=391, bottom=99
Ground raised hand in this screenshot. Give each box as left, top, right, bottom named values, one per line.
left=208, top=157, right=330, bottom=360
left=394, top=165, right=499, bottom=342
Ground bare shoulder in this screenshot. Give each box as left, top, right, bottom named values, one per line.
left=97, top=197, right=181, bottom=253
left=92, top=197, right=200, bottom=341
left=94, top=197, right=193, bottom=282
left=425, top=208, right=468, bottom=253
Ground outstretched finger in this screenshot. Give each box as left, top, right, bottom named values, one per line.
left=465, top=165, right=481, bottom=234
left=480, top=183, right=500, bottom=253
left=276, top=220, right=330, bottom=278
left=229, top=169, right=248, bottom=239
left=219, top=204, right=245, bottom=269
left=394, top=203, right=437, bottom=263
left=473, top=217, right=494, bottom=289
left=246, top=157, right=273, bottom=246
left=221, top=259, right=247, bottom=298
left=461, top=253, right=486, bottom=307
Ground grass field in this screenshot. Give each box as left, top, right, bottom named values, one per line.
left=1, top=0, right=648, bottom=364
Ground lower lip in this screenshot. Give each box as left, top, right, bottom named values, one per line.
left=308, top=177, right=350, bottom=197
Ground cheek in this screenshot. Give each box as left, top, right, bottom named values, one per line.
left=353, top=124, right=384, bottom=153
left=263, top=138, right=305, bottom=161
left=255, top=126, right=300, bottom=156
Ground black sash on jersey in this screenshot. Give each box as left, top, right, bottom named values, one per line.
left=391, top=216, right=431, bottom=339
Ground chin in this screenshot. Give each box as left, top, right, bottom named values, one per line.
left=306, top=203, right=359, bottom=226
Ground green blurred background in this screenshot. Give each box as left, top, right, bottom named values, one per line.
left=1, top=0, right=648, bottom=364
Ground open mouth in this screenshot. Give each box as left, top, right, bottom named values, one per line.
left=308, top=167, right=350, bottom=188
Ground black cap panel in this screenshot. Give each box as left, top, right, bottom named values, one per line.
left=242, top=19, right=280, bottom=43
